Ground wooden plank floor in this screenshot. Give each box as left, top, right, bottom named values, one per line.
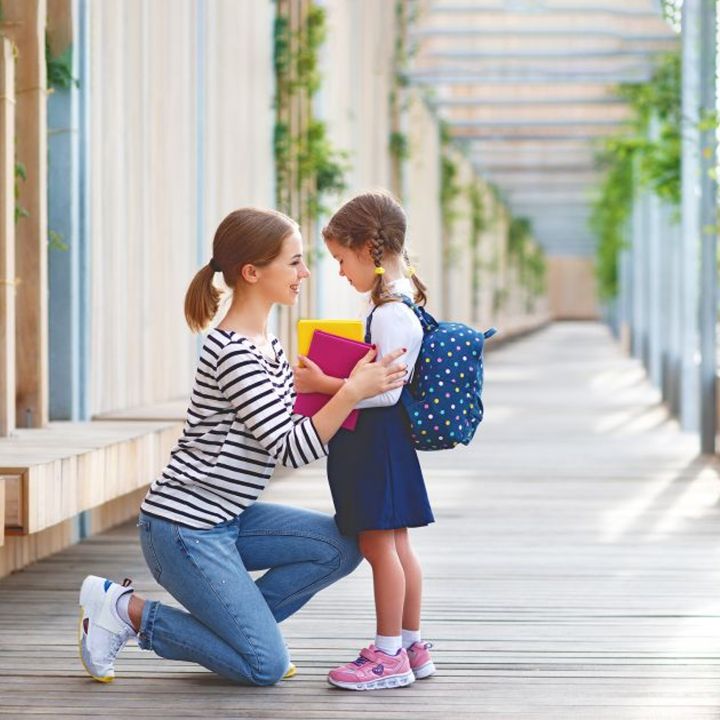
left=1, top=321, right=719, bottom=719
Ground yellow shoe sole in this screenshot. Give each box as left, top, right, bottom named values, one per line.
left=78, top=606, right=114, bottom=683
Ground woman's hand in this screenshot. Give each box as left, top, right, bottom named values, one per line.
left=292, top=355, right=331, bottom=394
left=344, top=347, right=407, bottom=401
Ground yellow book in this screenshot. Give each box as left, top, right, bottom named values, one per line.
left=297, top=319, right=364, bottom=357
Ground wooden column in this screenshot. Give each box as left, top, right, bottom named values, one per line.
left=274, top=0, right=317, bottom=360
left=0, top=37, right=15, bottom=437
left=5, top=0, right=49, bottom=429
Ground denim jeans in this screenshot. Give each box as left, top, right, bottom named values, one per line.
left=136, top=502, right=362, bottom=685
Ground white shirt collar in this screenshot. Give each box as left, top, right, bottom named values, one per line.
left=366, top=276, right=414, bottom=307
left=386, top=276, right=413, bottom=293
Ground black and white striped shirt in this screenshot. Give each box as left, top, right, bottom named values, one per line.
left=141, top=329, right=328, bottom=529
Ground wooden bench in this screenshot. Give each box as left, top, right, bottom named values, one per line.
left=0, top=420, right=182, bottom=535
left=0, top=420, right=182, bottom=577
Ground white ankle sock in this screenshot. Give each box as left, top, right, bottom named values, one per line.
left=375, top=634, right=402, bottom=655
left=115, top=591, right=135, bottom=632
left=402, top=628, right=422, bottom=649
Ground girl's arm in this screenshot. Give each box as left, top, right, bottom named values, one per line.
left=354, top=303, right=422, bottom=409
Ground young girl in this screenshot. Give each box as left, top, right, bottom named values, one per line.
left=77, top=207, right=408, bottom=687
left=292, top=191, right=436, bottom=690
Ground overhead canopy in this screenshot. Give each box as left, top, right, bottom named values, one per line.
left=410, top=0, right=679, bottom=256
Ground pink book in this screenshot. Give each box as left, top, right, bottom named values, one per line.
left=293, top=330, right=373, bottom=431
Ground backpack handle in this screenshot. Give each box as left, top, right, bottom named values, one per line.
left=364, top=294, right=435, bottom=343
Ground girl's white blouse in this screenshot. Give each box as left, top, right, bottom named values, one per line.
left=354, top=277, right=423, bottom=409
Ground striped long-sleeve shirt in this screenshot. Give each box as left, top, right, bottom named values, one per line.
left=141, top=328, right=328, bottom=529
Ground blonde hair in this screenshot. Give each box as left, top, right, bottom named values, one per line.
left=321, top=190, right=427, bottom=307
left=184, top=208, right=298, bottom=333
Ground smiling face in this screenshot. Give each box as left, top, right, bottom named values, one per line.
left=248, top=229, right=310, bottom=305
left=324, top=236, right=376, bottom=293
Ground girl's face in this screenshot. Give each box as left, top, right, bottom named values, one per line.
left=324, top=237, right=376, bottom=293
left=252, top=229, right=310, bottom=305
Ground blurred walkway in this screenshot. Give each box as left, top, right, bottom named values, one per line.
left=1, top=322, right=719, bottom=719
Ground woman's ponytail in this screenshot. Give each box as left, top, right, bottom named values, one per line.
left=184, top=263, right=222, bottom=333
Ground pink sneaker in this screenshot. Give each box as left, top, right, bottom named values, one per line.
left=327, top=645, right=415, bottom=691
left=407, top=641, right=435, bottom=679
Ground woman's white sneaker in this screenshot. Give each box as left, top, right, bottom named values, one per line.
left=78, top=575, right=136, bottom=683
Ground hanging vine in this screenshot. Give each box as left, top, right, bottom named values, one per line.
left=45, top=34, right=78, bottom=91
left=273, top=1, right=348, bottom=248
left=505, top=214, right=546, bottom=309
left=439, top=121, right=463, bottom=267
left=591, top=52, right=682, bottom=299
left=388, top=0, right=421, bottom=197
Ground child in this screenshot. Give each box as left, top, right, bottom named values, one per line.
left=77, top=207, right=408, bottom=687
left=292, top=191, right=436, bottom=690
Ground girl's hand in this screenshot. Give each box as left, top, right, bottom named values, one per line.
left=293, top=355, right=331, bottom=394
left=344, top=347, right=407, bottom=401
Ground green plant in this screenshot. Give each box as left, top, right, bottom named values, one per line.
left=298, top=119, right=349, bottom=218
left=439, top=121, right=462, bottom=235
left=468, top=182, right=485, bottom=250
left=48, top=229, right=68, bottom=251
left=590, top=137, right=637, bottom=300
left=273, top=2, right=348, bottom=232
left=505, top=215, right=546, bottom=305
left=389, top=131, right=409, bottom=161
left=590, top=52, right=682, bottom=299
left=45, top=34, right=78, bottom=90
left=14, top=160, right=27, bottom=223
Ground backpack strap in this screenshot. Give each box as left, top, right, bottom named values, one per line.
left=364, top=294, right=435, bottom=344
left=364, top=305, right=381, bottom=344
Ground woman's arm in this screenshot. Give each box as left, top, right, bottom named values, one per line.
left=309, top=347, right=407, bottom=444
left=218, top=342, right=407, bottom=464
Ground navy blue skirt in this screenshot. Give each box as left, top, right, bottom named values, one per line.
left=327, top=403, right=435, bottom=536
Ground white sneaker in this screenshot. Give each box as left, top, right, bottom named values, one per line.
left=78, top=575, right=136, bottom=683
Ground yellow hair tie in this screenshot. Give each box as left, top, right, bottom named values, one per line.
left=374, top=266, right=386, bottom=275
left=406, top=266, right=416, bottom=277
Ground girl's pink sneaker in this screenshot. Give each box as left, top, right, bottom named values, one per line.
left=407, top=641, right=436, bottom=679
left=327, top=645, right=415, bottom=691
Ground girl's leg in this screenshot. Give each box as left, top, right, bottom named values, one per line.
left=325, top=529, right=415, bottom=690
left=136, top=514, right=288, bottom=686
left=358, top=529, right=405, bottom=637
left=394, top=528, right=423, bottom=631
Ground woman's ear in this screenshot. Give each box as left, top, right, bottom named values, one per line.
left=240, top=263, right=260, bottom=284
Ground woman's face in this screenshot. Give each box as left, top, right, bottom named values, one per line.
left=324, top=237, right=375, bottom=293
left=253, top=229, right=310, bottom=305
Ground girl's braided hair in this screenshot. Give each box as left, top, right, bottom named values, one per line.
left=322, top=190, right=427, bottom=307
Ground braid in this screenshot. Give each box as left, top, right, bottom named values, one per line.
left=369, top=227, right=384, bottom=268
left=370, top=227, right=391, bottom=307
left=402, top=246, right=428, bottom=306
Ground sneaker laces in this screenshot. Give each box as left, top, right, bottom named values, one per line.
left=106, top=625, right=134, bottom=663
left=352, top=648, right=374, bottom=667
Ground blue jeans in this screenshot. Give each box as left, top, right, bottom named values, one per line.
left=136, top=502, right=362, bottom=686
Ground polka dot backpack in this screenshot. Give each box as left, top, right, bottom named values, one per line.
left=366, top=296, right=497, bottom=451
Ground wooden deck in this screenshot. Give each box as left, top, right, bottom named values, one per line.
left=1, top=321, right=719, bottom=719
